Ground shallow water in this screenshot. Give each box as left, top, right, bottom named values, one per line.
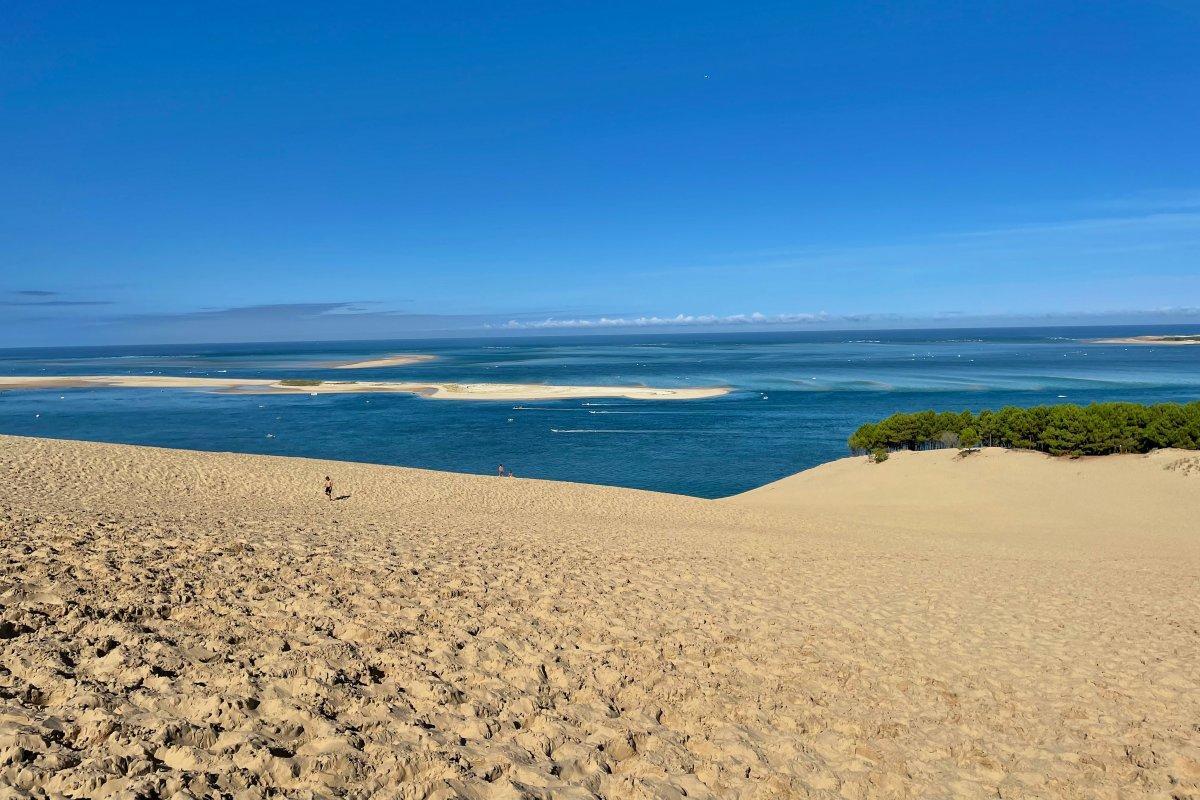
left=2, top=325, right=1199, bottom=497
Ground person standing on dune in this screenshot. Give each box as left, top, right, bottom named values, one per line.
left=324, top=476, right=333, bottom=501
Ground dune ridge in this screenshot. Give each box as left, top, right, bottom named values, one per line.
left=2, top=436, right=1198, bottom=798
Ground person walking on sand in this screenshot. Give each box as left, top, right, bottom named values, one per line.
left=324, top=476, right=333, bottom=501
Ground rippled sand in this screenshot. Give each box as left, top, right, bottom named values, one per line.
left=2, top=436, right=1198, bottom=798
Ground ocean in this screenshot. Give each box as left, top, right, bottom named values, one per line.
left=2, top=325, right=1199, bottom=498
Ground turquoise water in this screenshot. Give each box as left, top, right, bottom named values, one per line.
left=2, top=326, right=1198, bottom=497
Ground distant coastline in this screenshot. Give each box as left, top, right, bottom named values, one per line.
left=0, top=375, right=728, bottom=402
left=1091, top=334, right=1200, bottom=345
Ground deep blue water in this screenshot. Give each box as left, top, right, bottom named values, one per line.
left=2, top=325, right=1199, bottom=497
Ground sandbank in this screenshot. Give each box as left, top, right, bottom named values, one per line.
left=1091, top=334, right=1200, bottom=345
left=333, top=354, right=438, bottom=369
left=0, top=374, right=729, bottom=401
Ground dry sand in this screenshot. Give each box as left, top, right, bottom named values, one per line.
left=334, top=355, right=439, bottom=370
left=0, top=376, right=728, bottom=402
left=2, top=437, right=1198, bottom=799
left=1090, top=335, right=1200, bottom=345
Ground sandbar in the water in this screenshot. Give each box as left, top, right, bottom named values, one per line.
left=1091, top=334, right=1200, bottom=345
left=333, top=354, right=438, bottom=369
left=0, top=375, right=729, bottom=401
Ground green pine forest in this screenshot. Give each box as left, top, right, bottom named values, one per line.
left=848, top=401, right=1200, bottom=457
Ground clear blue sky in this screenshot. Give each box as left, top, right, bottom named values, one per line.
left=2, top=2, right=1198, bottom=345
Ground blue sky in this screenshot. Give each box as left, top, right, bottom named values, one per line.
left=2, top=1, right=1198, bottom=345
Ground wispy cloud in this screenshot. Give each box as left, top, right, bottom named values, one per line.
left=1, top=300, right=115, bottom=307
left=85, top=301, right=502, bottom=344
left=5, top=188, right=1199, bottom=346
left=947, top=210, right=1200, bottom=239
left=112, top=301, right=379, bottom=323
left=651, top=194, right=1200, bottom=284
left=1087, top=188, right=1200, bottom=213
left=4, top=289, right=114, bottom=307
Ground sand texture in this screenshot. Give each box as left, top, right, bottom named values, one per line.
left=334, top=356, right=439, bottom=369
left=0, top=377, right=728, bottom=401
left=2, top=437, right=1199, bottom=799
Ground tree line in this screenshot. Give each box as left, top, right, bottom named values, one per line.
left=847, top=401, right=1200, bottom=457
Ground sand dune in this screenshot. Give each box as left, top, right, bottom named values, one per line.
left=2, top=437, right=1198, bottom=798
left=0, top=376, right=729, bottom=401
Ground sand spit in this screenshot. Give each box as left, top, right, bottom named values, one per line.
left=333, top=355, right=439, bottom=369
left=413, top=383, right=729, bottom=401
left=0, top=375, right=729, bottom=401
left=2, top=438, right=1199, bottom=799
left=1091, top=334, right=1200, bottom=345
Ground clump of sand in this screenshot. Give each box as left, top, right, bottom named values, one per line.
left=1, top=436, right=1198, bottom=798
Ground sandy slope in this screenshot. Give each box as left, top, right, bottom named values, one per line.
left=1, top=438, right=1198, bottom=799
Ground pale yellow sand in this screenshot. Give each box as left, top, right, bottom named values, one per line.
left=1091, top=335, right=1200, bottom=345
left=0, top=375, right=728, bottom=401
left=333, top=354, right=438, bottom=369
left=413, top=383, right=729, bottom=401
left=2, top=437, right=1198, bottom=799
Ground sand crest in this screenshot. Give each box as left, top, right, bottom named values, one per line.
left=1, top=437, right=1198, bottom=798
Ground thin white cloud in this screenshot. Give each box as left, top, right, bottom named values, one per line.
left=1089, top=189, right=1200, bottom=212
left=657, top=195, right=1200, bottom=283
left=948, top=211, right=1200, bottom=239
left=494, top=312, right=833, bottom=330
